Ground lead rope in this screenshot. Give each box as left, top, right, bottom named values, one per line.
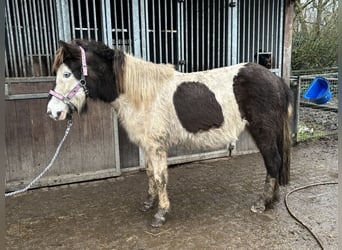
left=5, top=119, right=73, bottom=197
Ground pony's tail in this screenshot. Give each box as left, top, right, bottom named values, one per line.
left=278, top=89, right=293, bottom=186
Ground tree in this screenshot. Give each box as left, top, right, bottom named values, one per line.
left=291, top=0, right=338, bottom=70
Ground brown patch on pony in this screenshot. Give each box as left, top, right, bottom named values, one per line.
left=233, top=63, right=293, bottom=185
left=173, top=81, right=224, bottom=133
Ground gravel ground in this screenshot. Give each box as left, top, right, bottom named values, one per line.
left=6, top=136, right=338, bottom=250
left=298, top=96, right=338, bottom=139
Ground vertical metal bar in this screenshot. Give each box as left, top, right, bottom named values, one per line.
left=207, top=1, right=210, bottom=69
left=231, top=0, right=238, bottom=64
left=212, top=1, right=215, bottom=68
left=13, top=0, right=24, bottom=76
left=278, top=0, right=285, bottom=75
left=102, top=0, right=108, bottom=45
left=28, top=0, right=37, bottom=73
left=252, top=0, right=256, bottom=59
left=222, top=0, right=226, bottom=66
left=216, top=0, right=220, bottom=67
left=241, top=0, right=245, bottom=62
left=28, top=0, right=36, bottom=55
left=144, top=0, right=150, bottom=61
left=248, top=0, right=252, bottom=62
left=41, top=0, right=51, bottom=75
left=113, top=0, right=118, bottom=48
left=23, top=0, right=34, bottom=76
left=235, top=1, right=239, bottom=63
left=5, top=50, right=10, bottom=77
left=32, top=0, right=43, bottom=75
left=5, top=51, right=9, bottom=77
left=85, top=0, right=91, bottom=39
left=157, top=0, right=162, bottom=63
left=170, top=0, right=174, bottom=64
left=151, top=0, right=156, bottom=61
left=36, top=0, right=44, bottom=75
left=93, top=0, right=98, bottom=41
left=177, top=2, right=184, bottom=72
left=189, top=0, right=193, bottom=71
left=101, top=0, right=112, bottom=47
left=17, top=0, right=28, bottom=76
left=164, top=0, right=168, bottom=63
left=266, top=0, right=270, bottom=50
left=106, top=0, right=112, bottom=47
left=139, top=0, right=147, bottom=59
left=5, top=0, right=18, bottom=77
left=120, top=0, right=126, bottom=51
left=201, top=1, right=204, bottom=69
left=273, top=0, right=278, bottom=69
left=45, top=0, right=53, bottom=73
left=132, top=0, right=141, bottom=57
left=13, top=0, right=22, bottom=76
left=56, top=0, right=71, bottom=41
left=261, top=0, right=265, bottom=50
left=127, top=0, right=132, bottom=53
left=256, top=0, right=260, bottom=55
left=100, top=0, right=107, bottom=43
left=69, top=0, right=75, bottom=39
left=270, top=0, right=275, bottom=63
left=195, top=0, right=199, bottom=70
left=77, top=0, right=83, bottom=38
left=52, top=0, right=58, bottom=52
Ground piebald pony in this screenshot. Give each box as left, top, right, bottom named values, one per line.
left=47, top=40, right=293, bottom=227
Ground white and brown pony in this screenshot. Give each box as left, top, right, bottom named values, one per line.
left=47, top=39, right=293, bottom=227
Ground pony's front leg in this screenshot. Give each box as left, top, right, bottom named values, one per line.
left=140, top=160, right=157, bottom=212
left=148, top=148, right=170, bottom=227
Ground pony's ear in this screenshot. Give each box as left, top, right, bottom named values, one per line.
left=58, top=40, right=80, bottom=58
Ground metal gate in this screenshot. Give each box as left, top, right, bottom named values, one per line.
left=5, top=0, right=284, bottom=75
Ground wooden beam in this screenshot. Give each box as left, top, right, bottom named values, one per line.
left=282, top=0, right=295, bottom=85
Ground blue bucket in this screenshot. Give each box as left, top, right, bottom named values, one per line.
left=303, top=77, right=332, bottom=104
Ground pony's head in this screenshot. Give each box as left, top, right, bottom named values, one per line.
left=47, top=39, right=124, bottom=120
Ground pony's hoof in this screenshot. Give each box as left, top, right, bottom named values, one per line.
left=250, top=200, right=266, bottom=213
left=151, top=215, right=166, bottom=228
left=139, top=198, right=156, bottom=212
left=151, top=208, right=168, bottom=227
left=139, top=202, right=154, bottom=212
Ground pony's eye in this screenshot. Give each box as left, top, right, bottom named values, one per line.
left=63, top=72, right=71, bottom=78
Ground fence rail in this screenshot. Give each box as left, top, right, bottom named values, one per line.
left=291, top=70, right=338, bottom=143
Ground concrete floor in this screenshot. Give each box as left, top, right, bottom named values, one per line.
left=6, top=137, right=337, bottom=249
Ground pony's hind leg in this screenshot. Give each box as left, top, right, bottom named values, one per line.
left=251, top=174, right=280, bottom=213
left=250, top=138, right=281, bottom=213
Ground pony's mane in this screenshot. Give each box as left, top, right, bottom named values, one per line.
left=52, top=48, right=64, bottom=74
left=122, top=54, right=175, bottom=106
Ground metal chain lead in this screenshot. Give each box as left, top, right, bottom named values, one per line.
left=5, top=119, right=73, bottom=197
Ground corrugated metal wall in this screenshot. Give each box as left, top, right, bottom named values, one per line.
left=5, top=0, right=284, bottom=190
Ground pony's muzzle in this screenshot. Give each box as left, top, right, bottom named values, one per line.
left=47, top=109, right=67, bottom=121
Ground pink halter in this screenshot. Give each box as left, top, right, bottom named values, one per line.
left=49, top=46, right=89, bottom=113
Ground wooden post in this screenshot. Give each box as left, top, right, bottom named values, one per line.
left=282, top=0, right=295, bottom=85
